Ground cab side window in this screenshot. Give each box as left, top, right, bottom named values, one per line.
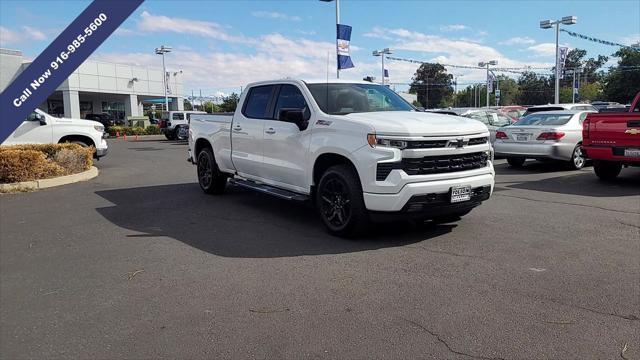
left=242, top=85, right=275, bottom=119
left=274, top=85, right=308, bottom=120
left=172, top=113, right=184, bottom=120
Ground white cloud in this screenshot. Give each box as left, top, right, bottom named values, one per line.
left=365, top=27, right=553, bottom=82
left=0, top=25, right=47, bottom=46
left=440, top=24, right=468, bottom=32
left=620, top=34, right=640, bottom=46
left=296, top=29, right=317, bottom=36
left=114, top=27, right=136, bottom=36
left=251, top=11, right=301, bottom=22
left=499, top=36, right=536, bottom=45
left=136, top=11, right=254, bottom=44
left=526, top=42, right=571, bottom=57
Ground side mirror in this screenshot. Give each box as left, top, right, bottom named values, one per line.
left=279, top=108, right=309, bottom=131
left=415, top=107, right=425, bottom=112
left=37, top=113, right=47, bottom=125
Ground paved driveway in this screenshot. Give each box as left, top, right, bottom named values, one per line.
left=1, top=136, right=638, bottom=359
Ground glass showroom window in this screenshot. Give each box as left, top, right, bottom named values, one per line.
left=102, top=102, right=125, bottom=121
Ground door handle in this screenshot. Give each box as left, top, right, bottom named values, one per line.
left=233, top=124, right=242, bottom=131
left=265, top=128, right=276, bottom=135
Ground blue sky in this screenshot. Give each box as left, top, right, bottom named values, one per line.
left=1, top=0, right=638, bottom=96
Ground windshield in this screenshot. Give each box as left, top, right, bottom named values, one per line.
left=307, top=83, right=414, bottom=115
left=515, top=113, right=573, bottom=126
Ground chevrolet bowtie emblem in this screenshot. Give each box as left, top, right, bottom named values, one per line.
left=625, top=128, right=640, bottom=135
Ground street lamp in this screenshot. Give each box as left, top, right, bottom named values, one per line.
left=478, top=60, right=497, bottom=108
left=372, top=48, right=393, bottom=86
left=540, top=15, right=577, bottom=104
left=453, top=74, right=464, bottom=107
left=155, top=45, right=172, bottom=111
left=320, top=0, right=341, bottom=78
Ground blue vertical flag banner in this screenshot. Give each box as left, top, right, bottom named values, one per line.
left=558, top=46, right=569, bottom=79
left=487, top=72, right=495, bottom=93
left=336, top=24, right=354, bottom=70
left=384, top=68, right=389, bottom=83
left=574, top=73, right=580, bottom=101
left=0, top=0, right=144, bottom=143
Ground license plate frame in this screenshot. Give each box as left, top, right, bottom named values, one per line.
left=450, top=185, right=472, bottom=203
left=624, top=148, right=640, bottom=157
left=516, top=134, right=529, bottom=141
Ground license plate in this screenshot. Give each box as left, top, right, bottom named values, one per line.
left=451, top=185, right=472, bottom=203
left=624, top=148, right=640, bottom=157
left=516, top=134, right=529, bottom=141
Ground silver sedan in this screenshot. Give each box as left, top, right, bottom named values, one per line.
left=493, top=110, right=596, bottom=170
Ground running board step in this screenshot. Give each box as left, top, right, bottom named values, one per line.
left=229, top=178, right=309, bottom=201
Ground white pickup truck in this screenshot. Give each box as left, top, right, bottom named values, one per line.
left=2, top=108, right=108, bottom=158
left=188, top=79, right=494, bottom=236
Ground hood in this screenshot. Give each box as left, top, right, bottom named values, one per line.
left=341, top=111, right=489, bottom=136
left=56, top=117, right=104, bottom=128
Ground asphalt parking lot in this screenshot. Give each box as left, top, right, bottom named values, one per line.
left=1, top=136, right=638, bottom=359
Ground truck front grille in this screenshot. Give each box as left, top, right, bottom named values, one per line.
left=376, top=151, right=489, bottom=181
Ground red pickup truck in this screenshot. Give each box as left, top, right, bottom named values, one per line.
left=583, top=92, right=640, bottom=180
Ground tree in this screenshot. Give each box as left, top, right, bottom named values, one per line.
left=495, top=76, right=519, bottom=106
left=219, top=93, right=240, bottom=112
left=202, top=101, right=219, bottom=114
left=603, top=48, right=640, bottom=103
left=183, top=99, right=193, bottom=111
left=409, top=63, right=453, bottom=109
left=562, top=48, right=608, bottom=86
left=516, top=72, right=554, bottom=105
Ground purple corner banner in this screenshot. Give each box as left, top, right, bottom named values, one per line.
left=0, top=0, right=144, bottom=143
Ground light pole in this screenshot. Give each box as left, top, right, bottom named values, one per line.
left=453, top=74, right=463, bottom=107
left=320, top=0, right=341, bottom=78
left=372, top=48, right=393, bottom=85
left=565, top=67, right=582, bottom=103
left=155, top=45, right=172, bottom=111
left=540, top=16, right=577, bottom=104
left=478, top=60, right=497, bottom=108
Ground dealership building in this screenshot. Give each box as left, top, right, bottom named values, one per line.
left=0, top=48, right=184, bottom=120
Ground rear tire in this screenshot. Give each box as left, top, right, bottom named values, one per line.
left=197, top=147, right=227, bottom=194
left=316, top=164, right=369, bottom=237
left=507, top=156, right=526, bottom=168
left=165, top=129, right=176, bottom=140
left=593, top=160, right=622, bottom=181
left=175, top=126, right=187, bottom=141
left=568, top=144, right=586, bottom=170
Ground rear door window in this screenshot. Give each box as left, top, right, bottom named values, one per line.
left=243, top=85, right=275, bottom=119
left=172, top=113, right=184, bottom=120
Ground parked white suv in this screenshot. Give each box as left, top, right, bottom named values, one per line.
left=161, top=110, right=207, bottom=140
left=2, top=108, right=108, bottom=158
left=188, top=79, right=494, bottom=236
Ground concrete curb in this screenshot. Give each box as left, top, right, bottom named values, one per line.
left=0, top=166, right=99, bottom=193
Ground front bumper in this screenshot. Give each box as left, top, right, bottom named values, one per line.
left=493, top=141, right=574, bottom=161
left=95, top=139, right=108, bottom=158
left=363, top=172, right=494, bottom=212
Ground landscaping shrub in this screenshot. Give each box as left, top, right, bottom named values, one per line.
left=0, top=144, right=93, bottom=183
left=108, top=125, right=161, bottom=136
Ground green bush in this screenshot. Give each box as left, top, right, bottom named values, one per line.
left=0, top=144, right=93, bottom=183
left=108, top=125, right=162, bottom=136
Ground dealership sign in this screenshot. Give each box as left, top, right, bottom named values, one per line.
left=0, top=0, right=144, bottom=143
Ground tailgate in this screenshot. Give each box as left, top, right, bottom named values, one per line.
left=587, top=113, right=640, bottom=147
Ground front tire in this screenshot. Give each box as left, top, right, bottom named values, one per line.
left=593, top=160, right=622, bottom=181
left=507, top=156, right=526, bottom=168
left=569, top=144, right=586, bottom=170
left=316, top=164, right=369, bottom=237
left=197, top=147, right=227, bottom=194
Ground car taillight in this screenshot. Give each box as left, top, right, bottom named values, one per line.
left=583, top=119, right=590, bottom=139
left=537, top=132, right=565, bottom=140
left=495, top=131, right=508, bottom=139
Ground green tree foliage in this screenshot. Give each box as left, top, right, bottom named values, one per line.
left=517, top=72, right=553, bottom=105
left=495, top=76, right=519, bottom=106
left=202, top=101, right=220, bottom=114
left=562, top=48, right=608, bottom=87
left=183, top=99, right=193, bottom=111
left=219, top=93, right=240, bottom=113
left=409, top=63, right=453, bottom=109
left=603, top=48, right=640, bottom=103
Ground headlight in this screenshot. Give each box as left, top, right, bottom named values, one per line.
left=367, top=134, right=408, bottom=149
left=94, top=125, right=104, bottom=132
